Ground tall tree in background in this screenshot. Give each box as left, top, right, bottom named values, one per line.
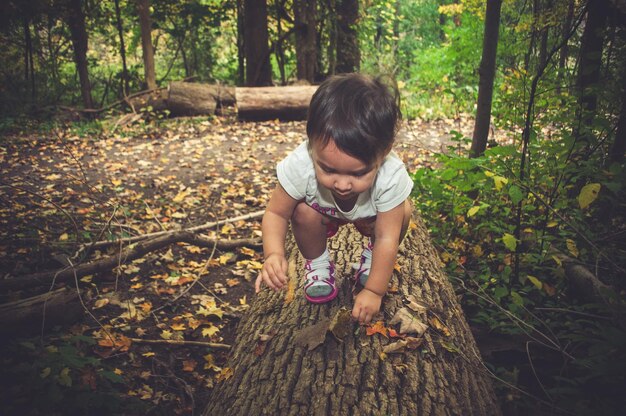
left=335, top=0, right=359, bottom=73
left=236, top=0, right=245, bottom=85
left=137, top=0, right=156, bottom=90
left=65, top=0, right=94, bottom=109
left=114, top=0, right=129, bottom=96
left=243, top=0, right=272, bottom=86
left=294, top=0, right=316, bottom=82
left=470, top=0, right=502, bottom=158
left=574, top=0, right=608, bottom=145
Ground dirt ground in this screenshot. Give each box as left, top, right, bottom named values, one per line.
left=0, top=114, right=473, bottom=414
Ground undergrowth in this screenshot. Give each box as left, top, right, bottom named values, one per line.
left=412, top=133, right=626, bottom=414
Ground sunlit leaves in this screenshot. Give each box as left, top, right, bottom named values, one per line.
left=578, top=183, right=601, bottom=209
left=502, top=233, right=517, bottom=251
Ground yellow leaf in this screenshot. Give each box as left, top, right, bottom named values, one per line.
left=160, top=330, right=173, bottom=340
left=239, top=295, right=247, bottom=305
left=472, top=244, right=484, bottom=257
left=59, top=233, right=69, bottom=241
left=172, top=189, right=190, bottom=203
left=220, top=223, right=234, bottom=235
left=114, top=368, right=123, bottom=375
left=492, top=175, right=508, bottom=191
left=546, top=221, right=558, bottom=228
left=527, top=275, right=543, bottom=289
left=202, top=324, right=220, bottom=338
left=142, top=352, right=155, bottom=357
left=566, top=239, right=579, bottom=258
left=93, top=298, right=109, bottom=309
left=467, top=206, right=480, bottom=217
left=239, top=247, right=256, bottom=257
left=578, top=183, right=601, bottom=209
left=219, top=252, right=236, bottom=265
left=197, top=305, right=223, bottom=319
left=216, top=367, right=233, bottom=382
left=171, top=323, right=186, bottom=331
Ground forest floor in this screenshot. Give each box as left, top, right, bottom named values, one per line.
left=0, top=114, right=475, bottom=415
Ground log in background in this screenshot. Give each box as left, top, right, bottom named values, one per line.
left=205, top=215, right=501, bottom=415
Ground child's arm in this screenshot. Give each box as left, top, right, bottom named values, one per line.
left=352, top=201, right=405, bottom=324
left=255, top=184, right=299, bottom=293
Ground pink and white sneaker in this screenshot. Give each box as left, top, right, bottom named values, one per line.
left=304, top=258, right=338, bottom=304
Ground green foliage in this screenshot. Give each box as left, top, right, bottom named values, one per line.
left=0, top=335, right=148, bottom=416
left=412, top=130, right=626, bottom=412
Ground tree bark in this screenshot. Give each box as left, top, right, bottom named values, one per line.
left=574, top=0, right=608, bottom=144
left=294, top=0, right=317, bottom=83
left=236, top=85, right=318, bottom=121
left=167, top=81, right=236, bottom=116
left=335, top=0, right=360, bottom=74
left=610, top=56, right=626, bottom=164
left=237, top=0, right=245, bottom=85
left=114, top=0, right=130, bottom=96
left=204, top=217, right=501, bottom=415
left=137, top=0, right=157, bottom=90
left=66, top=0, right=94, bottom=109
left=470, top=0, right=502, bottom=158
left=244, top=0, right=272, bottom=86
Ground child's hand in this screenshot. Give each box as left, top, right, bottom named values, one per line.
left=352, top=289, right=383, bottom=325
left=255, top=253, right=288, bottom=293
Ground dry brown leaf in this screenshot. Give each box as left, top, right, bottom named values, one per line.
left=390, top=308, right=428, bottom=335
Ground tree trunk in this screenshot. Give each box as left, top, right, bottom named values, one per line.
left=610, top=59, right=626, bottom=164
left=204, top=217, right=502, bottom=415
left=236, top=85, right=318, bottom=121
left=470, top=0, right=502, bottom=158
left=574, top=0, right=608, bottom=144
left=244, top=0, right=272, bottom=86
left=294, top=0, right=317, bottom=83
left=335, top=0, right=360, bottom=74
left=137, top=0, right=157, bottom=90
left=167, top=81, right=235, bottom=116
left=326, top=0, right=337, bottom=76
left=114, top=0, right=130, bottom=96
left=557, top=0, right=575, bottom=95
left=66, top=0, right=94, bottom=109
left=237, top=0, right=245, bottom=86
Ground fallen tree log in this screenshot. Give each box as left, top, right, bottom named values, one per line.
left=0, top=233, right=260, bottom=292
left=0, top=288, right=81, bottom=337
left=167, top=81, right=236, bottom=116
left=236, top=85, right=318, bottom=121
left=204, top=216, right=501, bottom=415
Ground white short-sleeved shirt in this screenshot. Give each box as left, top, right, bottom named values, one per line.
left=276, top=142, right=413, bottom=221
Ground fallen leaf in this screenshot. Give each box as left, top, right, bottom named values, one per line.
left=202, top=324, right=220, bottom=338
left=226, top=278, right=240, bottom=287
left=329, top=308, right=353, bottom=341
left=390, top=308, right=428, bottom=335
left=93, top=298, right=109, bottom=309
left=428, top=316, right=451, bottom=337
left=182, top=359, right=197, bottom=372
left=216, top=367, right=233, bottom=382
left=171, top=323, right=186, bottom=331
left=366, top=321, right=389, bottom=338
left=404, top=295, right=429, bottom=313
left=160, top=330, right=173, bottom=340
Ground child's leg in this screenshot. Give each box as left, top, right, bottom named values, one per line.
left=291, top=202, right=338, bottom=303
left=355, top=199, right=413, bottom=285
left=291, top=202, right=327, bottom=259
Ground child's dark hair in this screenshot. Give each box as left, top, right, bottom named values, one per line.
left=306, top=73, right=401, bottom=166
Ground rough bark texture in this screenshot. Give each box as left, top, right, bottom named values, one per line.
left=470, top=0, right=502, bottom=158
left=66, top=0, right=93, bottom=109
left=294, top=0, right=317, bottom=83
left=167, top=81, right=236, bottom=116
left=236, top=85, right=318, bottom=121
left=204, top=217, right=501, bottom=415
left=137, top=0, right=157, bottom=90
left=335, top=0, right=360, bottom=74
left=244, top=0, right=272, bottom=86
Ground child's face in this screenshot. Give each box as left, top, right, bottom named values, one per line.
left=311, top=140, right=382, bottom=202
